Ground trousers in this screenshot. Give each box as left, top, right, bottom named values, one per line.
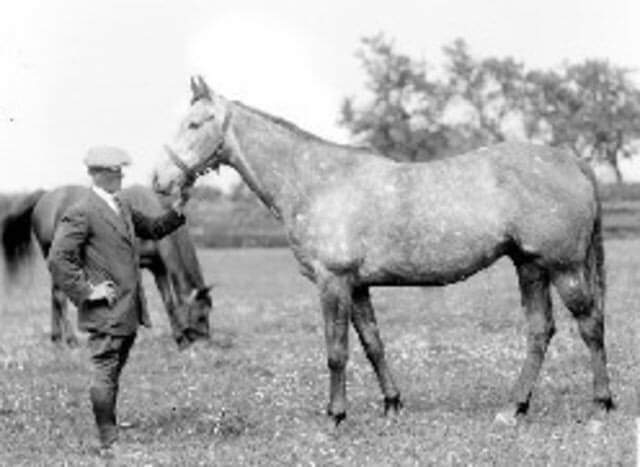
left=88, top=332, right=136, bottom=446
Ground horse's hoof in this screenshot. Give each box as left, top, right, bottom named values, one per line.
left=594, top=396, right=615, bottom=412
left=383, top=395, right=403, bottom=416
left=326, top=407, right=346, bottom=427
left=585, top=396, right=614, bottom=433
left=333, top=412, right=346, bottom=427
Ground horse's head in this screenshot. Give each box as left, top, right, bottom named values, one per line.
left=153, top=76, right=232, bottom=196
left=173, top=284, right=213, bottom=351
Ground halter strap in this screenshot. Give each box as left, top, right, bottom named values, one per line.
left=164, top=110, right=232, bottom=184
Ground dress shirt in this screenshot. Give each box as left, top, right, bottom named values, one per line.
left=92, top=185, right=120, bottom=214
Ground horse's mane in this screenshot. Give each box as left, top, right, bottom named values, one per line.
left=231, top=100, right=374, bottom=154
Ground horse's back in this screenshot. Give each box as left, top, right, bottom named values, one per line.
left=120, top=184, right=166, bottom=216
left=32, top=185, right=90, bottom=249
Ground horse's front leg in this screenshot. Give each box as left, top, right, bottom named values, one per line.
left=351, top=285, right=402, bottom=415
left=319, top=276, right=351, bottom=426
left=152, top=268, right=181, bottom=342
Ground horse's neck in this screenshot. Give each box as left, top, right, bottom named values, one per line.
left=226, top=106, right=341, bottom=221
left=165, top=233, right=205, bottom=292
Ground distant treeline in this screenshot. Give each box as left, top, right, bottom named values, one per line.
left=599, top=183, right=640, bottom=239
left=185, top=183, right=640, bottom=248
left=184, top=184, right=289, bottom=248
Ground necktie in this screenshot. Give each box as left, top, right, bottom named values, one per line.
left=114, top=196, right=132, bottom=238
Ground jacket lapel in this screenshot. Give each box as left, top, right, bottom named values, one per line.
left=89, top=191, right=133, bottom=243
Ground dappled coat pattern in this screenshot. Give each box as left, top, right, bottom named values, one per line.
left=152, top=77, right=612, bottom=426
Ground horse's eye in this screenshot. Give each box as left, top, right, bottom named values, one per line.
left=188, top=121, right=200, bottom=130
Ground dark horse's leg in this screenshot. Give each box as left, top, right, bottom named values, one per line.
left=497, top=261, right=555, bottom=424
left=51, top=285, right=79, bottom=347
left=553, top=269, right=613, bottom=411
left=351, top=285, right=402, bottom=415
left=152, top=267, right=179, bottom=337
left=319, top=274, right=351, bottom=426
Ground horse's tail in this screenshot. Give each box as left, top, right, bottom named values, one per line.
left=1, top=189, right=46, bottom=274
left=579, top=161, right=606, bottom=312
left=586, top=197, right=606, bottom=313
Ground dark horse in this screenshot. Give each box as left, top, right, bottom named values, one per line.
left=1, top=184, right=212, bottom=349
left=153, top=76, right=613, bottom=425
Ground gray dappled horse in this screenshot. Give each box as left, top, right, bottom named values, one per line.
left=1, top=184, right=211, bottom=349
left=153, top=76, right=613, bottom=426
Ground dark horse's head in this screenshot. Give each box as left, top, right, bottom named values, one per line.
left=137, top=225, right=212, bottom=350
left=173, top=281, right=213, bottom=350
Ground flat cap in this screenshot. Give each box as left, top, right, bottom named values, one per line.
left=84, top=145, right=132, bottom=168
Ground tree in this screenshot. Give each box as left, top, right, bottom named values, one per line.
left=442, top=38, right=528, bottom=145
left=341, top=36, right=531, bottom=160
left=524, top=60, right=640, bottom=182
left=339, top=34, right=455, bottom=161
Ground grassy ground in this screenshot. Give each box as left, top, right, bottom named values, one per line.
left=0, top=242, right=637, bottom=466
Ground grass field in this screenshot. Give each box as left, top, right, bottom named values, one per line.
left=0, top=243, right=637, bottom=466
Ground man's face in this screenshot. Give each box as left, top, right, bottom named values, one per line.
left=90, top=167, right=124, bottom=193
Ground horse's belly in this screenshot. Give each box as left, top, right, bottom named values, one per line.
left=358, top=229, right=508, bottom=285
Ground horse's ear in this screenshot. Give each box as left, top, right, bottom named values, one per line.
left=190, top=75, right=212, bottom=103
left=190, top=76, right=200, bottom=96
left=199, top=283, right=215, bottom=297
left=196, top=75, right=211, bottom=100
left=187, top=284, right=215, bottom=303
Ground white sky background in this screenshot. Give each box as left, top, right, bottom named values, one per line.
left=1, top=0, right=640, bottom=193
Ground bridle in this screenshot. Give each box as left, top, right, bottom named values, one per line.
left=163, top=110, right=232, bottom=186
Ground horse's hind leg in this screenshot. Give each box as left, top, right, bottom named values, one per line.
left=498, top=261, right=555, bottom=423
left=553, top=269, right=613, bottom=411
left=351, top=285, right=401, bottom=415
left=51, top=285, right=78, bottom=347
left=319, top=274, right=352, bottom=426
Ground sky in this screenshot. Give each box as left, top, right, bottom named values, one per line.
left=1, top=0, right=640, bottom=193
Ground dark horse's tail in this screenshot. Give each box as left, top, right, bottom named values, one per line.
left=1, top=190, right=46, bottom=275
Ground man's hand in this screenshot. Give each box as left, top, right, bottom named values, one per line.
left=171, top=184, right=193, bottom=214
left=88, top=281, right=117, bottom=306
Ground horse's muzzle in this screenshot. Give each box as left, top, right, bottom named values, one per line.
left=175, top=327, right=211, bottom=351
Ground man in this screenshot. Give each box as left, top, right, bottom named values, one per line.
left=48, top=145, right=190, bottom=456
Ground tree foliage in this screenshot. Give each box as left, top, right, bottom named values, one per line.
left=525, top=61, right=640, bottom=181
left=341, top=34, right=640, bottom=181
left=340, top=34, right=455, bottom=161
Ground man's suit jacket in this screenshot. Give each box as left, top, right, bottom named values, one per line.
left=48, top=189, right=185, bottom=335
